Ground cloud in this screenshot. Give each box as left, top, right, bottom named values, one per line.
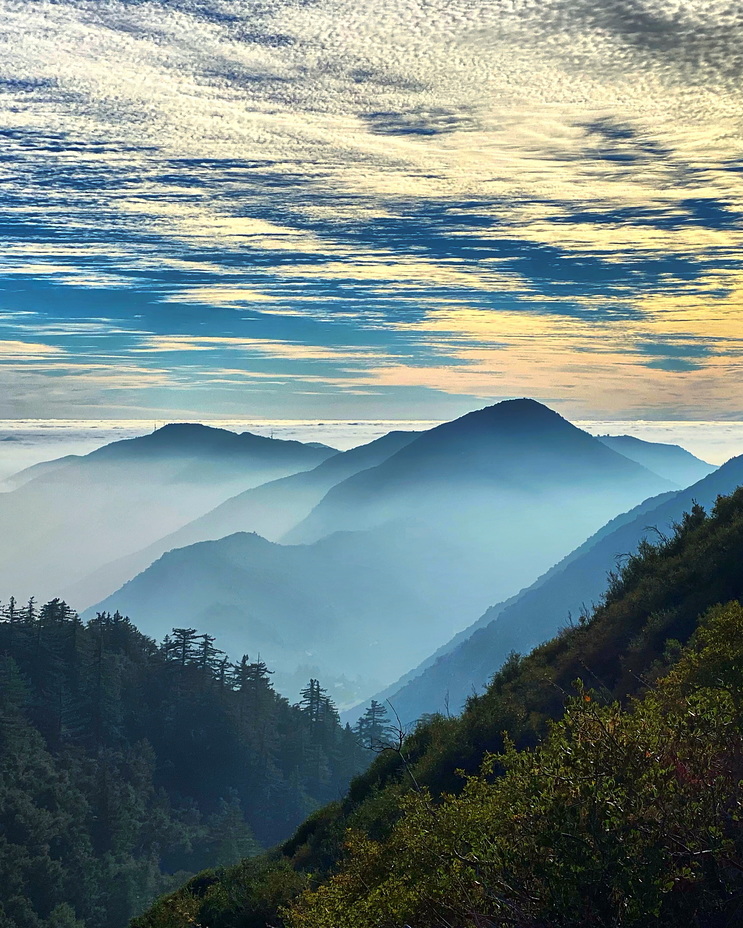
left=132, top=334, right=389, bottom=363
left=162, top=286, right=281, bottom=307
left=0, top=340, right=65, bottom=360
left=0, top=0, right=742, bottom=417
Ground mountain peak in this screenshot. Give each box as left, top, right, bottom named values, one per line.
left=470, top=398, right=564, bottom=424
left=427, top=398, right=575, bottom=444
left=149, top=422, right=232, bottom=441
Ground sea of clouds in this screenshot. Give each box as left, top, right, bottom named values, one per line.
left=1, top=418, right=742, bottom=486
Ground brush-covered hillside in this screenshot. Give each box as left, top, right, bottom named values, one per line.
left=134, top=485, right=743, bottom=928
left=0, top=602, right=367, bottom=928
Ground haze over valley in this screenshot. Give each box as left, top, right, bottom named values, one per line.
left=1, top=398, right=729, bottom=709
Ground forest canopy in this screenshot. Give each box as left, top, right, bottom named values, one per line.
left=0, top=602, right=367, bottom=928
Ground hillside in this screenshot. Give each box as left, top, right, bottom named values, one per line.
left=66, top=430, right=416, bottom=611
left=0, top=424, right=334, bottom=604
left=368, top=453, right=743, bottom=723
left=132, top=484, right=743, bottom=928
left=0, top=600, right=366, bottom=928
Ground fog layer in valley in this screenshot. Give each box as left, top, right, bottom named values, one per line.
left=0, top=424, right=334, bottom=605
left=80, top=400, right=686, bottom=704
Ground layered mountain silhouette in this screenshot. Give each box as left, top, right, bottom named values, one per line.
left=596, top=434, right=713, bottom=487
left=366, top=452, right=743, bottom=725
left=87, top=401, right=674, bottom=703
left=66, top=429, right=417, bottom=610
left=0, top=424, right=334, bottom=604
left=2, top=454, right=83, bottom=490
left=285, top=400, right=675, bottom=546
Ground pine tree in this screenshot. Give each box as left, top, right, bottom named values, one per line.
left=355, top=700, right=395, bottom=750
left=299, top=679, right=326, bottom=725
left=196, top=633, right=224, bottom=674
left=166, top=628, right=200, bottom=668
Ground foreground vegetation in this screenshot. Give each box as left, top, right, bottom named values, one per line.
left=134, top=487, right=743, bottom=927
left=0, top=607, right=366, bottom=928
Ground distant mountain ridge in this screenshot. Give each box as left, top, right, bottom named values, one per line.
left=2, top=454, right=83, bottom=490
left=65, top=429, right=417, bottom=610
left=88, top=401, right=674, bottom=703
left=0, top=423, right=334, bottom=604
left=284, top=399, right=674, bottom=545
left=368, top=452, right=743, bottom=724
left=597, top=434, right=713, bottom=487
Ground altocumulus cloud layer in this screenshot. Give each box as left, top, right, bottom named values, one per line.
left=0, top=0, right=742, bottom=419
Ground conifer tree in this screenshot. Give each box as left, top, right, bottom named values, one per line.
left=299, top=679, right=326, bottom=725
left=167, top=628, right=200, bottom=667
left=0, top=601, right=369, bottom=926
left=355, top=699, right=394, bottom=750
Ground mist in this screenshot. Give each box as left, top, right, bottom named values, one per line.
left=80, top=401, right=680, bottom=706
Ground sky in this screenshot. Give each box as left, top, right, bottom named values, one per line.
left=1, top=0, right=742, bottom=422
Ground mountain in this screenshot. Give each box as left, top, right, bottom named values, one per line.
left=285, top=399, right=674, bottom=546
left=372, top=453, right=743, bottom=725
left=597, top=433, right=713, bottom=486
left=65, top=430, right=416, bottom=610
left=132, top=484, right=743, bottom=928
left=88, top=402, right=673, bottom=702
left=83, top=524, right=488, bottom=704
left=1, top=454, right=83, bottom=490
left=0, top=424, right=334, bottom=604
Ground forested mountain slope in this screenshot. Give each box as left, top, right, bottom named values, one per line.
left=0, top=424, right=334, bottom=605
left=133, top=485, right=743, bottom=928
left=0, top=602, right=366, bottom=928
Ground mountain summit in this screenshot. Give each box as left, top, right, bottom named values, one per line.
left=285, top=399, right=672, bottom=545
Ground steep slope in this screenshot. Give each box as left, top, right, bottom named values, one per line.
left=132, top=485, right=743, bottom=928
left=91, top=403, right=672, bottom=704
left=66, top=430, right=415, bottom=610
left=597, top=433, right=713, bottom=486
left=375, top=453, right=743, bottom=724
left=0, top=424, right=334, bottom=604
